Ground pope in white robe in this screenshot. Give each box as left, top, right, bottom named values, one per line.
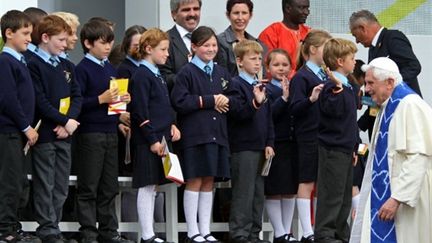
left=350, top=57, right=432, bottom=243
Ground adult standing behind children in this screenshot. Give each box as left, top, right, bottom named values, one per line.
left=215, top=0, right=267, bottom=78
left=0, top=10, right=39, bottom=243
left=28, top=15, right=82, bottom=243
left=160, top=0, right=201, bottom=91
left=259, top=0, right=311, bottom=78
left=74, top=19, right=133, bottom=243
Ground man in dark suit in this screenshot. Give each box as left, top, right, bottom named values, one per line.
left=160, top=0, right=202, bottom=91
left=349, top=9, right=422, bottom=140
left=349, top=9, right=422, bottom=95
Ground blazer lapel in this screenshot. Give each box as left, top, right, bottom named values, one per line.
left=169, top=27, right=190, bottom=57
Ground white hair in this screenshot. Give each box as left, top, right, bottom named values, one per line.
left=361, top=65, right=402, bottom=85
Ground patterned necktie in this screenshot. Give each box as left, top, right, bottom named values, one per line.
left=100, top=60, right=105, bottom=67
left=20, top=56, right=27, bottom=66
left=204, top=65, right=212, bottom=81
left=317, top=68, right=327, bottom=81
left=49, top=57, right=58, bottom=67
left=185, top=32, right=192, bottom=39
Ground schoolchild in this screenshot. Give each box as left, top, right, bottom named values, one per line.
left=128, top=28, right=180, bottom=243
left=74, top=19, right=132, bottom=243
left=314, top=38, right=359, bottom=243
left=170, top=26, right=232, bottom=243
left=117, top=25, right=147, bottom=79
left=263, top=49, right=299, bottom=243
left=0, top=10, right=39, bottom=243
left=51, top=11, right=80, bottom=61
left=228, top=39, right=275, bottom=243
left=289, top=29, right=332, bottom=243
left=28, top=15, right=82, bottom=243
left=22, top=7, right=47, bottom=62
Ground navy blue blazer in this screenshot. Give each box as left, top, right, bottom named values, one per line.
left=130, top=65, right=175, bottom=145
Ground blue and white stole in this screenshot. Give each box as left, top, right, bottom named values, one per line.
left=371, top=82, right=414, bottom=243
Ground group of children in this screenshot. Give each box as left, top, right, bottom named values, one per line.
left=0, top=6, right=365, bottom=243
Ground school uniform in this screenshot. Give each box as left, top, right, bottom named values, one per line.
left=74, top=53, right=121, bottom=240
left=315, top=72, right=359, bottom=242
left=22, top=42, right=38, bottom=63
left=130, top=60, right=175, bottom=188
left=289, top=61, right=326, bottom=182
left=227, top=72, right=275, bottom=241
left=0, top=48, right=35, bottom=235
left=170, top=57, right=231, bottom=181
left=28, top=48, right=82, bottom=239
left=264, top=80, right=298, bottom=196
left=117, top=56, right=140, bottom=80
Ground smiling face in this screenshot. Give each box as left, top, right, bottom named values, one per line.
left=191, top=35, right=218, bottom=63
left=5, top=25, right=33, bottom=52
left=268, top=53, right=291, bottom=81
left=364, top=69, right=394, bottom=106
left=227, top=3, right=252, bottom=33
left=147, top=39, right=170, bottom=65
left=41, top=31, right=68, bottom=56
left=171, top=0, right=201, bottom=32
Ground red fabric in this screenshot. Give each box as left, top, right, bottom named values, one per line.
left=259, top=22, right=310, bottom=78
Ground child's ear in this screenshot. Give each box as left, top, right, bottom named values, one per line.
left=84, top=39, right=93, bottom=50
left=236, top=56, right=243, bottom=67
left=336, top=57, right=344, bottom=67
left=4, top=28, right=14, bottom=40
left=145, top=45, right=152, bottom=55
left=191, top=43, right=197, bottom=53
left=309, top=45, right=317, bottom=55
left=41, top=33, right=50, bottom=44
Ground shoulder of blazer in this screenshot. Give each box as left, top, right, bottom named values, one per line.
left=168, top=26, right=189, bottom=56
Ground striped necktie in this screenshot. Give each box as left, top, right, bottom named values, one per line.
left=49, top=57, right=59, bottom=67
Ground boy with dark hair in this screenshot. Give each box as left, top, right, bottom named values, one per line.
left=75, top=20, right=132, bottom=243
left=0, top=10, right=40, bottom=243
left=23, top=7, right=47, bottom=61
left=315, top=38, right=359, bottom=243
left=28, top=15, right=82, bottom=243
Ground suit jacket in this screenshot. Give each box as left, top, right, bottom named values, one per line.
left=369, top=28, right=422, bottom=95
left=159, top=26, right=190, bottom=91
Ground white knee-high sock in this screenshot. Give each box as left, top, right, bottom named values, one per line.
left=297, top=198, right=314, bottom=237
left=281, top=198, right=296, bottom=234
left=137, top=185, right=156, bottom=240
left=352, top=194, right=360, bottom=213
left=265, top=199, right=286, bottom=238
left=184, top=190, right=205, bottom=242
left=198, top=191, right=214, bottom=239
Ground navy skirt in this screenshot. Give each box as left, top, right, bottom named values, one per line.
left=132, top=143, right=170, bottom=188
left=297, top=141, right=319, bottom=183
left=265, top=141, right=299, bottom=195
left=180, top=143, right=230, bottom=181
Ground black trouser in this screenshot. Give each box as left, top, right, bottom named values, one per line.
left=229, top=151, right=265, bottom=240
left=0, top=133, right=26, bottom=234
left=75, top=133, right=119, bottom=239
left=315, top=146, right=353, bottom=242
left=32, top=141, right=71, bottom=237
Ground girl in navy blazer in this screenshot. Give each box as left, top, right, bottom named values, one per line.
left=171, top=26, right=232, bottom=243
left=129, top=28, right=180, bottom=243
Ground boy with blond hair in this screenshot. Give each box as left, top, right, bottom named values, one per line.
left=315, top=38, right=359, bottom=243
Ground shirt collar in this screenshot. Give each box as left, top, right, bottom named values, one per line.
left=126, top=55, right=140, bottom=67
left=36, top=47, right=60, bottom=64
left=371, top=27, right=384, bottom=47
left=85, top=53, right=107, bottom=66
left=224, top=26, right=255, bottom=44
left=176, top=24, right=192, bottom=39
left=270, top=78, right=282, bottom=89
left=2, top=47, right=24, bottom=62
left=191, top=55, right=214, bottom=73
left=139, top=59, right=160, bottom=76
left=27, top=43, right=38, bottom=53
left=333, top=71, right=350, bottom=87
left=59, top=52, right=69, bottom=60
left=306, top=61, right=322, bottom=76
left=239, top=71, right=258, bottom=85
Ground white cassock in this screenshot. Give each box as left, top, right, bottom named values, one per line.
left=350, top=94, right=432, bottom=243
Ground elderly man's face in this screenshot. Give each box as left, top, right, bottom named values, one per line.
left=171, top=0, right=201, bottom=32
left=285, top=0, right=310, bottom=25
left=365, top=69, right=394, bottom=106
left=350, top=24, right=372, bottom=47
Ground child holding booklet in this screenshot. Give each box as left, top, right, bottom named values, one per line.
left=129, top=28, right=180, bottom=243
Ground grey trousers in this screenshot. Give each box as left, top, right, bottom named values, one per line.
left=229, top=151, right=265, bottom=240
left=315, top=146, right=353, bottom=242
left=32, top=141, right=71, bottom=237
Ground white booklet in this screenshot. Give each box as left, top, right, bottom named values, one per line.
left=161, top=136, right=184, bottom=185
left=261, top=155, right=274, bottom=176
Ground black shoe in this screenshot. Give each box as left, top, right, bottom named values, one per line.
left=230, top=237, right=251, bottom=243
left=203, top=234, right=221, bottom=243
left=0, top=233, right=17, bottom=243
left=99, top=235, right=134, bottom=243
left=273, top=234, right=289, bottom=243
left=184, top=234, right=205, bottom=243
left=15, top=230, right=42, bottom=243
left=314, top=237, right=342, bottom=243
left=57, top=234, right=78, bottom=243
left=140, top=236, right=173, bottom=243
left=300, top=235, right=314, bottom=243
left=249, top=237, right=270, bottom=243
left=286, top=234, right=300, bottom=243
left=42, top=234, right=64, bottom=243
left=80, top=235, right=98, bottom=243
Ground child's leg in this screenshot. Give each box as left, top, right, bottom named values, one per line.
left=296, top=183, right=314, bottom=238
left=198, top=177, right=215, bottom=241
left=250, top=167, right=265, bottom=240
left=137, top=185, right=157, bottom=241
left=184, top=178, right=205, bottom=242
left=265, top=196, right=286, bottom=238
left=281, top=196, right=296, bottom=238
left=52, top=141, right=72, bottom=226
left=351, top=186, right=360, bottom=219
